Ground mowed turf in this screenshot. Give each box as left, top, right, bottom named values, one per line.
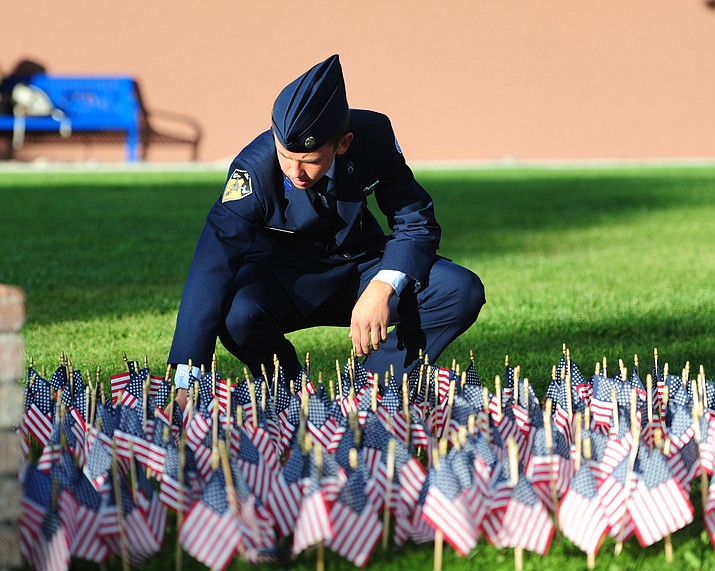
left=1, top=165, right=715, bottom=570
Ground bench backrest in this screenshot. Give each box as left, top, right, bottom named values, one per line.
left=29, top=74, right=140, bottom=131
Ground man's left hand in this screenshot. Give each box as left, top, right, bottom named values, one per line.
left=349, top=280, right=394, bottom=356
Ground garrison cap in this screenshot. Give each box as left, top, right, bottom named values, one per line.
left=271, top=54, right=349, bottom=152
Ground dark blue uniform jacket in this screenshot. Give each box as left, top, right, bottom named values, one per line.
left=169, top=110, right=441, bottom=368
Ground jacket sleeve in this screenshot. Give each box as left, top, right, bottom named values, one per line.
left=168, top=163, right=266, bottom=369
left=372, top=116, right=441, bottom=288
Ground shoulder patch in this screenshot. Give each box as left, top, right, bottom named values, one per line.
left=222, top=169, right=253, bottom=202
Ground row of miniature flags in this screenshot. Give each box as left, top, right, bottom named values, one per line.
left=16, top=347, right=715, bottom=571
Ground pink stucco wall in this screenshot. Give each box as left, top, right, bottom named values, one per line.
left=3, top=0, right=715, bottom=163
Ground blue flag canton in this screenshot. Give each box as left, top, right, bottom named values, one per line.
left=592, top=374, right=619, bottom=403
left=84, top=437, right=113, bottom=483
left=273, top=376, right=292, bottom=415
left=282, top=441, right=307, bottom=485
left=95, top=400, right=117, bottom=436
left=338, top=468, right=370, bottom=514
left=361, top=415, right=389, bottom=453
left=202, top=470, right=230, bottom=514
left=23, top=463, right=53, bottom=506
left=40, top=508, right=63, bottom=541
left=532, top=422, right=570, bottom=459
left=49, top=365, right=68, bottom=391
left=117, top=405, right=145, bottom=438
left=53, top=451, right=82, bottom=490
left=465, top=360, right=481, bottom=387
left=471, top=433, right=498, bottom=469
left=666, top=375, right=691, bottom=408
left=236, top=429, right=260, bottom=465
left=639, top=447, right=674, bottom=490
left=430, top=462, right=463, bottom=502
left=512, top=476, right=540, bottom=508
left=230, top=460, right=254, bottom=505
left=446, top=447, right=474, bottom=491
left=29, top=374, right=55, bottom=417
left=668, top=403, right=694, bottom=439
left=610, top=455, right=634, bottom=485
left=308, top=393, right=330, bottom=428
left=381, top=379, right=402, bottom=415
left=450, top=393, right=476, bottom=427
left=74, top=475, right=103, bottom=510
left=570, top=464, right=599, bottom=500
left=461, top=384, right=485, bottom=411
left=583, top=429, right=608, bottom=462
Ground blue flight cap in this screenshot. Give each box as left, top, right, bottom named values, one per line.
left=271, top=54, right=349, bottom=152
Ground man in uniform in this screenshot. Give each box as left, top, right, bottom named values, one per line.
left=169, top=54, right=485, bottom=405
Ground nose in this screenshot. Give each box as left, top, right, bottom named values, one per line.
left=285, top=160, right=305, bottom=181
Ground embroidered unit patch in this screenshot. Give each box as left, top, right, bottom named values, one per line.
left=222, top=169, right=253, bottom=202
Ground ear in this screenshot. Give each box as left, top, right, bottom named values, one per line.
left=336, top=132, right=353, bottom=156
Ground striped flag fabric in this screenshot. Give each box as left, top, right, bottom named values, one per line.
left=179, top=469, right=241, bottom=571
left=421, top=458, right=478, bottom=556
left=292, top=458, right=333, bottom=555
left=558, top=464, right=609, bottom=555
left=326, top=467, right=382, bottom=567
left=628, top=446, right=694, bottom=547
left=59, top=476, right=109, bottom=563
left=266, top=439, right=305, bottom=537
left=496, top=476, right=554, bottom=555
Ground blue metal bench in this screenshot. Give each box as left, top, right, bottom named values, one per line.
left=0, top=74, right=201, bottom=161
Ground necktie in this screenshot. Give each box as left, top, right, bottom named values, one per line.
left=310, top=175, right=336, bottom=218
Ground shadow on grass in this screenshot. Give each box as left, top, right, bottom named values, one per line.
left=1, top=168, right=714, bottom=327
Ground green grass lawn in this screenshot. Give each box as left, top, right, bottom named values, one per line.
left=2, top=164, right=715, bottom=570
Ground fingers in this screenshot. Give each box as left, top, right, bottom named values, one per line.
left=349, top=321, right=389, bottom=356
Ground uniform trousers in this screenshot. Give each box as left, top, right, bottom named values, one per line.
left=218, top=257, right=485, bottom=383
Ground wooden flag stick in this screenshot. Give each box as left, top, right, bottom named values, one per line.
left=482, top=386, right=491, bottom=442
left=176, top=430, right=187, bottom=571
left=692, top=380, right=709, bottom=512
left=614, top=390, right=640, bottom=556
left=432, top=446, right=444, bottom=571
left=443, top=381, right=456, bottom=441
left=506, top=437, right=524, bottom=571
left=611, top=388, right=619, bottom=436
left=574, top=412, right=582, bottom=472
left=336, top=359, right=343, bottom=401
left=225, top=377, right=233, bottom=442
left=111, top=443, right=131, bottom=571
left=274, top=355, right=280, bottom=398
left=543, top=400, right=559, bottom=532
left=219, top=441, right=239, bottom=516
left=245, top=368, right=258, bottom=428
left=382, top=438, right=396, bottom=550
left=210, top=396, right=220, bottom=471
left=313, top=442, right=325, bottom=571
left=495, top=375, right=502, bottom=422
left=402, top=373, right=411, bottom=447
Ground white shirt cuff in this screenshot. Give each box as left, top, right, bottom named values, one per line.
left=174, top=363, right=200, bottom=389
left=372, top=269, right=410, bottom=296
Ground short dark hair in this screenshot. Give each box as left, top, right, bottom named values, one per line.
left=327, top=112, right=351, bottom=149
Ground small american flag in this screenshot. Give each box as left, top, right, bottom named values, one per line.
left=326, top=467, right=382, bottom=567
left=628, top=446, right=693, bottom=547
left=496, top=476, right=554, bottom=555
left=421, top=459, right=478, bottom=556
left=558, top=464, right=609, bottom=555
left=179, top=470, right=241, bottom=571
